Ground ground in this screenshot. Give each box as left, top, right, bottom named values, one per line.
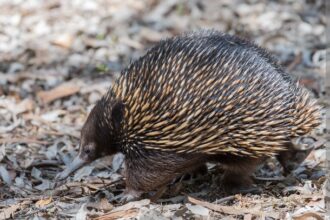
left=0, top=0, right=328, bottom=219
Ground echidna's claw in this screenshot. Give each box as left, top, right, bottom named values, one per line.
left=278, top=136, right=321, bottom=174
left=111, top=189, right=142, bottom=203
left=291, top=136, right=317, bottom=151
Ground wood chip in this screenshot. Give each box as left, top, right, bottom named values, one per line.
left=51, top=33, right=74, bottom=49
left=37, top=82, right=80, bottom=104
left=35, top=197, right=52, bottom=208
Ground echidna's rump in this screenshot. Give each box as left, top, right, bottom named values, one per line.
left=107, top=31, right=320, bottom=157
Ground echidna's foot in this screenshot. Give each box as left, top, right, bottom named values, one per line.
left=222, top=171, right=260, bottom=195
left=175, top=164, right=208, bottom=182
left=225, top=185, right=262, bottom=195
left=277, top=136, right=317, bottom=175
left=112, top=189, right=142, bottom=203
left=191, top=163, right=208, bottom=178
left=149, top=185, right=168, bottom=202
left=124, top=151, right=208, bottom=200
left=278, top=149, right=313, bottom=175
left=291, top=136, right=317, bottom=151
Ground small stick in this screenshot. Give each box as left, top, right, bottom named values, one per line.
left=214, top=195, right=236, bottom=204
left=187, top=196, right=279, bottom=219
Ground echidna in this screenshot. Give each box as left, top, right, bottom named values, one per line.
left=56, top=30, right=320, bottom=200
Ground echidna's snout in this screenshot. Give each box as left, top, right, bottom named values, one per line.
left=55, top=143, right=97, bottom=180
left=55, top=155, right=87, bottom=180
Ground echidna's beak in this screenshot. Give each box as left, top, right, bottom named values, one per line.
left=55, top=156, right=87, bottom=180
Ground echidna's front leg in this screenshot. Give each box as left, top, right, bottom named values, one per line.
left=277, top=137, right=316, bottom=174
left=122, top=151, right=207, bottom=201
left=219, top=156, right=264, bottom=195
left=222, top=170, right=262, bottom=195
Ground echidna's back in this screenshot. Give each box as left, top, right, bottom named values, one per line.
left=113, top=30, right=320, bottom=157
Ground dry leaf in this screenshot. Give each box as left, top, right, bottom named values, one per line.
left=35, top=179, right=54, bottom=191
left=0, top=201, right=29, bottom=220
left=35, top=197, right=52, bottom=208
left=0, top=204, right=20, bottom=220
left=137, top=207, right=168, bottom=220
left=75, top=204, right=89, bottom=220
left=73, top=165, right=94, bottom=181
left=0, top=144, right=5, bottom=162
left=111, top=153, right=125, bottom=172
left=186, top=203, right=209, bottom=216
left=112, top=199, right=150, bottom=212
left=243, top=214, right=253, bottom=220
left=0, top=165, right=12, bottom=185
left=41, top=110, right=66, bottom=122
left=87, top=198, right=113, bottom=212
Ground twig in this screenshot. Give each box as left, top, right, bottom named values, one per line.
left=253, top=176, right=286, bottom=181
left=91, top=208, right=139, bottom=220
left=214, top=195, right=236, bottom=204
left=293, top=212, right=324, bottom=220
left=187, top=196, right=279, bottom=219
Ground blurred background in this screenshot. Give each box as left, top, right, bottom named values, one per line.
left=0, top=0, right=326, bottom=96
left=0, top=0, right=327, bottom=218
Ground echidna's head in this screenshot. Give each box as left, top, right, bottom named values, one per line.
left=56, top=98, right=125, bottom=180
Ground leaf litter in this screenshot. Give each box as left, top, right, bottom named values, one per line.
left=0, top=0, right=327, bottom=219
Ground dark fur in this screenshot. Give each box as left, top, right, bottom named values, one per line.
left=123, top=149, right=264, bottom=194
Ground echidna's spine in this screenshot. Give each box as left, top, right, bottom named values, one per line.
left=291, top=85, right=320, bottom=136
left=104, top=30, right=321, bottom=158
